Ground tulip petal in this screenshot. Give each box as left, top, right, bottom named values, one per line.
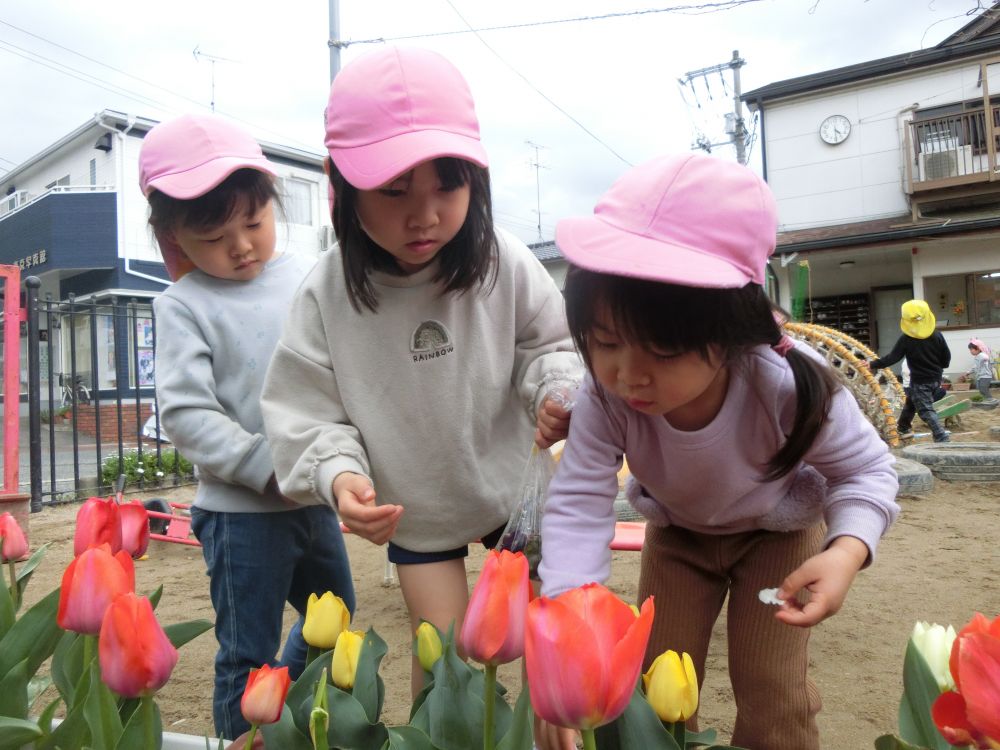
left=958, top=632, right=1000, bottom=742
left=0, top=513, right=29, bottom=562
left=604, top=596, right=654, bottom=720
left=242, top=664, right=291, bottom=725
left=461, top=552, right=510, bottom=663
left=932, top=691, right=982, bottom=747
left=57, top=544, right=134, bottom=635
left=99, top=593, right=178, bottom=697
left=559, top=584, right=639, bottom=666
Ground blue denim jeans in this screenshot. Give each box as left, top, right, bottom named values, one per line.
left=190, top=505, right=355, bottom=740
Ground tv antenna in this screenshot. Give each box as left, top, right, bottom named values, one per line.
left=525, top=140, right=550, bottom=241
left=192, top=46, right=239, bottom=112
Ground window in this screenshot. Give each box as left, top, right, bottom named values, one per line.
left=280, top=178, right=314, bottom=225
left=89, top=159, right=97, bottom=186
left=923, top=270, right=1000, bottom=327
left=44, top=175, right=71, bottom=190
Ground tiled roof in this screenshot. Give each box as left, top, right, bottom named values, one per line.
left=528, top=240, right=563, bottom=262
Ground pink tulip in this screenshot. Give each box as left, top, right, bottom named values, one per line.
left=459, top=550, right=530, bottom=665
left=118, top=500, right=150, bottom=559
left=933, top=612, right=1000, bottom=748
left=525, top=583, right=654, bottom=731
left=57, top=544, right=135, bottom=635
left=74, top=496, right=122, bottom=556
left=241, top=664, right=291, bottom=726
left=0, top=512, right=28, bottom=562
left=99, top=593, right=178, bottom=697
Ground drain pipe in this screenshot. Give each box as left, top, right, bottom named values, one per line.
left=94, top=113, right=170, bottom=288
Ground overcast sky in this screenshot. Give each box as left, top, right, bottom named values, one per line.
left=0, top=0, right=989, bottom=244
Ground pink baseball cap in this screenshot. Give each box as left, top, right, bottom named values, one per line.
left=556, top=153, right=778, bottom=288
left=139, top=114, right=276, bottom=199
left=324, top=46, right=489, bottom=190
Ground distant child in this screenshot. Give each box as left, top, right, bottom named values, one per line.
left=260, top=47, right=580, bottom=698
left=536, top=154, right=899, bottom=750
left=861, top=300, right=952, bottom=442
left=967, top=338, right=995, bottom=401
left=140, top=114, right=355, bottom=741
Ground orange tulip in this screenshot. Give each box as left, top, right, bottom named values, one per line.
left=933, top=612, right=1000, bottom=748
left=118, top=500, right=150, bottom=559
left=57, top=544, right=135, bottom=635
left=73, top=496, right=122, bottom=556
left=98, top=593, right=178, bottom=697
left=525, top=583, right=654, bottom=731
left=241, top=664, right=291, bottom=726
left=0, top=512, right=28, bottom=562
left=459, top=549, right=530, bottom=665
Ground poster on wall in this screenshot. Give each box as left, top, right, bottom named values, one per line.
left=136, top=318, right=154, bottom=348
left=137, top=349, right=154, bottom=387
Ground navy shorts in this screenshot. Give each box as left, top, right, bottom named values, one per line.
left=387, top=524, right=506, bottom=565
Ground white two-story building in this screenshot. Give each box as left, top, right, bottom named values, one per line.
left=744, top=5, right=1000, bottom=377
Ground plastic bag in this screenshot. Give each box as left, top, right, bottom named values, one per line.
left=496, top=444, right=557, bottom=580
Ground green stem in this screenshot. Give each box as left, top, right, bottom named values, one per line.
left=142, top=694, right=156, bottom=750
left=83, top=634, right=96, bottom=669
left=483, top=662, right=497, bottom=750
left=669, top=720, right=686, bottom=748
left=581, top=728, right=597, bottom=750
left=6, top=561, right=17, bottom=610
left=306, top=644, right=321, bottom=670
left=245, top=724, right=259, bottom=749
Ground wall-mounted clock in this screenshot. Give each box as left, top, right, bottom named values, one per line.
left=819, top=114, right=851, bottom=145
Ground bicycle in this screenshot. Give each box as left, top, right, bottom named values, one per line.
left=59, top=373, right=91, bottom=407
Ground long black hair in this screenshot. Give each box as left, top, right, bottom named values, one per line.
left=564, top=265, right=839, bottom=480
left=146, top=168, right=279, bottom=235
left=327, top=157, right=499, bottom=313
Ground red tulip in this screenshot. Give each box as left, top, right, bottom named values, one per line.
left=241, top=664, right=291, bottom=726
left=118, top=500, right=150, bottom=559
left=459, top=549, right=530, bottom=665
left=74, top=496, right=122, bottom=556
left=0, top=512, right=28, bottom=562
left=525, top=583, right=654, bottom=731
left=57, top=544, right=135, bottom=635
left=99, top=593, right=178, bottom=697
left=932, top=612, right=1000, bottom=748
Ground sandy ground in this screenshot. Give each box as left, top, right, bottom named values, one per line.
left=17, top=406, right=1000, bottom=748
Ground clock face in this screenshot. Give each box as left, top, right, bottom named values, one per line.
left=820, top=115, right=851, bottom=145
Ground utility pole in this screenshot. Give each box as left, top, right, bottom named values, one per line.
left=679, top=50, right=747, bottom=164
left=526, top=140, right=549, bottom=242
left=192, top=47, right=238, bottom=113
left=328, top=0, right=342, bottom=81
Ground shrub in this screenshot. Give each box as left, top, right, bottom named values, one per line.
left=100, top=448, right=194, bottom=490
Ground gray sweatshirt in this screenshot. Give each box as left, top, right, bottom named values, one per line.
left=153, top=252, right=317, bottom=513
left=261, top=229, right=581, bottom=551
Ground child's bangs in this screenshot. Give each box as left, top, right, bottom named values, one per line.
left=181, top=169, right=276, bottom=231
left=433, top=157, right=473, bottom=189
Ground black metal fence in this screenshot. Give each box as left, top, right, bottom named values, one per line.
left=20, top=277, right=194, bottom=509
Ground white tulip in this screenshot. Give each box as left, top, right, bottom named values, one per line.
left=911, top=621, right=957, bottom=692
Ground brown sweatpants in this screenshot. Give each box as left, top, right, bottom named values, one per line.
left=637, top=523, right=824, bottom=750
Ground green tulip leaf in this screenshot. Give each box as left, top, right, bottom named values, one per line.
left=594, top=685, right=681, bottom=750
left=50, top=630, right=86, bottom=706
left=36, top=682, right=91, bottom=750
left=408, top=680, right=433, bottom=723
left=318, top=685, right=389, bottom=749
left=0, top=588, right=62, bottom=685
left=353, top=627, right=389, bottom=724
left=382, top=725, right=439, bottom=750
left=260, top=704, right=314, bottom=750
left=874, top=733, right=931, bottom=750
left=899, top=642, right=951, bottom=750
left=285, top=647, right=335, bottom=732
left=162, top=618, right=213, bottom=650
left=35, top=697, right=62, bottom=734
left=0, top=576, right=14, bottom=638
left=496, top=682, right=534, bottom=750
left=422, top=639, right=482, bottom=750
left=114, top=698, right=162, bottom=750
left=27, top=674, right=52, bottom=711
left=84, top=663, right=123, bottom=750
left=14, top=543, right=51, bottom=603
left=0, top=658, right=28, bottom=721
left=684, top=728, right=716, bottom=746
left=0, top=717, right=44, bottom=750
left=147, top=585, right=164, bottom=609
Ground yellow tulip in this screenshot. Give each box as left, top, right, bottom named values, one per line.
left=331, top=629, right=365, bottom=689
left=416, top=622, right=443, bottom=672
left=643, top=650, right=699, bottom=723
left=302, top=592, right=350, bottom=649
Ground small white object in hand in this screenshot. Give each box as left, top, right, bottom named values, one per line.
left=758, top=587, right=784, bottom=606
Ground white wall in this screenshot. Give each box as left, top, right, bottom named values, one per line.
left=763, top=59, right=1000, bottom=231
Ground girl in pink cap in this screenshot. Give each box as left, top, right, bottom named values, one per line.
left=967, top=338, right=996, bottom=401
left=140, top=113, right=355, bottom=742
left=260, top=47, right=580, bottom=699
left=535, top=154, right=899, bottom=750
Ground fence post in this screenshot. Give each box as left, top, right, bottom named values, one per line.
left=1, top=264, right=21, bottom=495
left=24, top=277, right=42, bottom=512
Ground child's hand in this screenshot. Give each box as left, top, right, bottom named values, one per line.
left=228, top=730, right=264, bottom=749
left=533, top=716, right=580, bottom=750
left=774, top=536, right=869, bottom=627
left=333, top=472, right=403, bottom=546
left=535, top=394, right=572, bottom=449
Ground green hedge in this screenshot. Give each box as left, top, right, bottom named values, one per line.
left=100, top=448, right=194, bottom=490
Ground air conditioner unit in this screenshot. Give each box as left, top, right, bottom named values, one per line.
left=318, top=225, right=336, bottom=251
left=918, top=145, right=974, bottom=181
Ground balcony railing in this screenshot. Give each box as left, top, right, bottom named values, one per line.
left=906, top=107, right=1000, bottom=192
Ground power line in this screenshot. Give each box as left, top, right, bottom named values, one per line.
left=441, top=0, right=632, bottom=166
left=337, top=0, right=767, bottom=46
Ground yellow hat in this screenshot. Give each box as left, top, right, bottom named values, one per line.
left=900, top=299, right=935, bottom=339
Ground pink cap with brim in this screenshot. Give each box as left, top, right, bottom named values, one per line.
left=139, top=114, right=276, bottom=199
left=325, top=46, right=488, bottom=190
left=556, top=153, right=778, bottom=288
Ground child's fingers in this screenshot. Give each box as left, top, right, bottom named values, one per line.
left=775, top=596, right=827, bottom=628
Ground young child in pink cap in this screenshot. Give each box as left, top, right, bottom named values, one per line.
left=260, top=47, right=580, bottom=698
left=967, top=338, right=995, bottom=401
left=535, top=154, right=899, bottom=750
left=140, top=113, right=355, bottom=741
